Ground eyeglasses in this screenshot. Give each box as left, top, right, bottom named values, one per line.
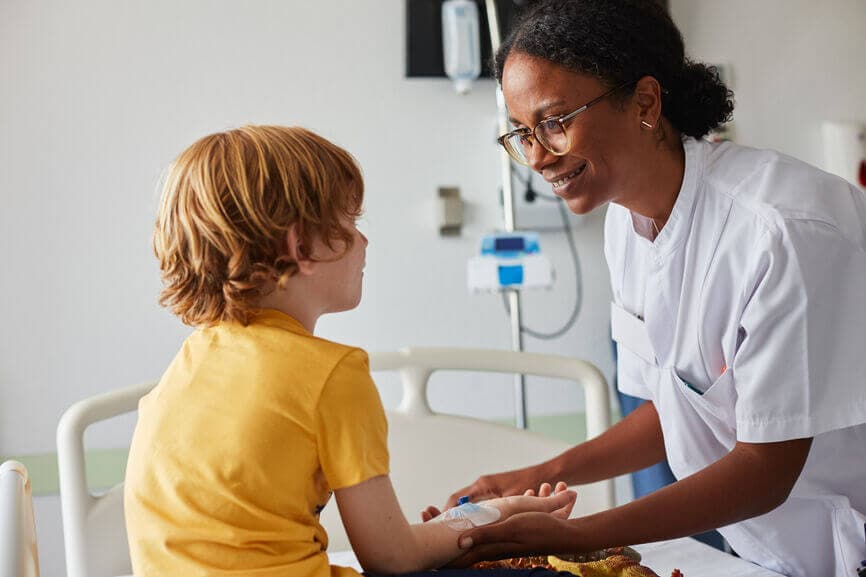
left=497, top=81, right=634, bottom=166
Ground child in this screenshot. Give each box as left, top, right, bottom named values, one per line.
left=124, top=125, right=576, bottom=577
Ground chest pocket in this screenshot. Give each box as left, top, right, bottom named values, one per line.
left=661, top=368, right=738, bottom=477
left=671, top=367, right=736, bottom=424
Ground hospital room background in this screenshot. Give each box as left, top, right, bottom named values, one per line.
left=1, top=1, right=865, bottom=575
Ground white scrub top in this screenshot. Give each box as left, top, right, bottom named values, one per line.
left=606, top=137, right=866, bottom=577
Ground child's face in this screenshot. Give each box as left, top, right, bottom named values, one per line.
left=310, top=215, right=368, bottom=313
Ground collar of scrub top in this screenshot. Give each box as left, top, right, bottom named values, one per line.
left=631, top=136, right=704, bottom=261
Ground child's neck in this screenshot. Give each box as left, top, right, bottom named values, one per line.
left=254, top=289, right=319, bottom=333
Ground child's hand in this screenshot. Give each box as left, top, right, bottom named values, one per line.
left=421, top=481, right=577, bottom=523
left=484, top=481, right=576, bottom=522
left=520, top=480, right=564, bottom=497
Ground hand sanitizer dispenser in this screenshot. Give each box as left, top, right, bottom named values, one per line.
left=442, top=0, right=481, bottom=95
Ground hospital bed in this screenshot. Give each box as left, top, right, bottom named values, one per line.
left=0, top=460, right=40, bottom=577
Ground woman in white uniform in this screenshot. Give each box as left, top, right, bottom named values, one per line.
left=431, top=1, right=866, bottom=575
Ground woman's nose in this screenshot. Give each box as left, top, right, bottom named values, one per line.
left=527, top=141, right=555, bottom=173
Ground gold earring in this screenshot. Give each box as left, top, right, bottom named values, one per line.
left=641, top=120, right=654, bottom=129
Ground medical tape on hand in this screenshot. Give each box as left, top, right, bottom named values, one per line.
left=432, top=502, right=501, bottom=531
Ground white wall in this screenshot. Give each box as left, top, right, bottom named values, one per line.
left=0, top=0, right=614, bottom=458
left=669, top=0, right=866, bottom=167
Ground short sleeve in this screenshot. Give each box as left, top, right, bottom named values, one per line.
left=733, top=222, right=866, bottom=442
left=316, top=349, right=389, bottom=490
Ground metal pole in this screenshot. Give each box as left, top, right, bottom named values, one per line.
left=485, top=0, right=527, bottom=429
left=508, top=290, right=527, bottom=428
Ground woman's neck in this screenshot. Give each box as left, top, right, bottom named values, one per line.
left=623, top=132, right=686, bottom=232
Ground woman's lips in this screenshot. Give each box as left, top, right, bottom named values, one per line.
left=551, top=162, right=587, bottom=189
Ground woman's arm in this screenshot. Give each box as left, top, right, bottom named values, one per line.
left=450, top=436, right=813, bottom=564
left=335, top=475, right=575, bottom=575
left=569, top=436, right=813, bottom=547
left=431, top=401, right=667, bottom=516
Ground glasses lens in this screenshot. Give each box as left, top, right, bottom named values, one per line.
left=536, top=119, right=569, bottom=154
left=503, top=133, right=531, bottom=165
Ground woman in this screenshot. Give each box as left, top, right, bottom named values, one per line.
left=431, top=1, right=866, bottom=576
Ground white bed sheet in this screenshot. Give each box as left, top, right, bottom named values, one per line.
left=326, top=537, right=785, bottom=576
left=634, top=537, right=784, bottom=577
left=115, top=537, right=784, bottom=576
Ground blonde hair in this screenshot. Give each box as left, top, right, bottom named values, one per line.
left=153, top=125, right=364, bottom=326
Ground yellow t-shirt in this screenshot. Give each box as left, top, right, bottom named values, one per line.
left=124, top=309, right=389, bottom=577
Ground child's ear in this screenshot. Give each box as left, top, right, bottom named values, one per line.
left=285, top=225, right=315, bottom=276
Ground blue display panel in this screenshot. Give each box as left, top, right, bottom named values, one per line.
left=494, top=237, right=525, bottom=252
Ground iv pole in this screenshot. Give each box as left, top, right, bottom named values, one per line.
left=484, top=0, right=528, bottom=429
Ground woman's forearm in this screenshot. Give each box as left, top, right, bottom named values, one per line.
left=562, top=437, right=813, bottom=550
left=539, top=401, right=668, bottom=486
left=440, top=402, right=666, bottom=513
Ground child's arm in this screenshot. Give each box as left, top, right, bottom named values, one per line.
left=334, top=474, right=575, bottom=574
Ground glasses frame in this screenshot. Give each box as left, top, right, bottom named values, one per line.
left=497, top=80, right=636, bottom=166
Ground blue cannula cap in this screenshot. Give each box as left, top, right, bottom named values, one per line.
left=457, top=495, right=470, bottom=505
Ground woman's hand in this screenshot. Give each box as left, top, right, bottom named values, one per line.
left=448, top=511, right=580, bottom=567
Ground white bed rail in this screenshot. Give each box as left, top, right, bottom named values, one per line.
left=0, top=460, right=40, bottom=577
left=374, top=347, right=611, bottom=439
left=57, top=382, right=153, bottom=577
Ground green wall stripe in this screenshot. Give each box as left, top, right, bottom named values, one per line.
left=4, top=410, right=618, bottom=496
left=1, top=449, right=129, bottom=496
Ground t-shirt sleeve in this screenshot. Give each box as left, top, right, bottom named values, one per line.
left=733, top=222, right=866, bottom=442
left=316, top=348, right=390, bottom=490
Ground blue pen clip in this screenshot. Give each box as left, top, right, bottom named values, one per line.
left=457, top=495, right=470, bottom=505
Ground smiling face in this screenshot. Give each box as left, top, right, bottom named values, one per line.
left=501, top=52, right=645, bottom=215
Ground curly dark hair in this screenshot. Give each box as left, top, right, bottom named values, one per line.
left=494, top=0, right=734, bottom=138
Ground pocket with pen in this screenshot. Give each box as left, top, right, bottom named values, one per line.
left=670, top=368, right=736, bottom=422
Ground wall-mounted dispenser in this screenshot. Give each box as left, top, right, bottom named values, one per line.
left=404, top=1, right=523, bottom=80
left=441, top=0, right=481, bottom=94
left=822, top=121, right=866, bottom=191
